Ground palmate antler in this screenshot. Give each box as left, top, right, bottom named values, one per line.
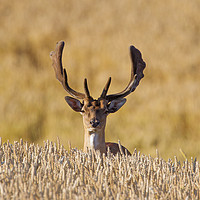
left=103, top=45, right=146, bottom=101
left=50, top=41, right=90, bottom=99
left=50, top=41, right=146, bottom=101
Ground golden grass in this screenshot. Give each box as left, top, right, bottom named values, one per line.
left=0, top=139, right=199, bottom=199
left=0, top=0, right=200, bottom=160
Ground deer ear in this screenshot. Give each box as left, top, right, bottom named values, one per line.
left=65, top=96, right=83, bottom=112
left=108, top=98, right=126, bottom=113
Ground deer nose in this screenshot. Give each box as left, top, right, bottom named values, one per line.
left=90, top=118, right=100, bottom=128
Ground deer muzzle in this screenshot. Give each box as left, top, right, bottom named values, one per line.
left=90, top=118, right=100, bottom=128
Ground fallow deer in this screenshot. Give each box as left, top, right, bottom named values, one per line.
left=50, top=41, right=146, bottom=156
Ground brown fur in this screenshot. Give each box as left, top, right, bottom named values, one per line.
left=106, top=142, right=131, bottom=156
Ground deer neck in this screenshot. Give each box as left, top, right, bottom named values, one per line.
left=83, top=127, right=106, bottom=154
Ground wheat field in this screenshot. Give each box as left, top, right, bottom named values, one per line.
left=0, top=0, right=200, bottom=161
left=0, top=139, right=199, bottom=199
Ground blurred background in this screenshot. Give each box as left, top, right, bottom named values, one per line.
left=0, top=0, right=200, bottom=160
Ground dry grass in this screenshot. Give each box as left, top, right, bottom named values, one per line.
left=0, top=139, right=199, bottom=199
left=0, top=0, right=200, bottom=160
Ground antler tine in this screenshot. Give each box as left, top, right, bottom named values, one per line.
left=84, top=78, right=91, bottom=98
left=105, top=45, right=146, bottom=101
left=50, top=41, right=85, bottom=99
left=100, top=77, right=111, bottom=98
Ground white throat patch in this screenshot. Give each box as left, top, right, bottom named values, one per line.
left=89, top=133, right=99, bottom=149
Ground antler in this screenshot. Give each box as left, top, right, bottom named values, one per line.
left=104, top=45, right=146, bottom=101
left=50, top=41, right=145, bottom=101
left=100, top=77, right=111, bottom=98
left=50, top=41, right=89, bottom=99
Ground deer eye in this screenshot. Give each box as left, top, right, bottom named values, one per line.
left=87, top=102, right=92, bottom=107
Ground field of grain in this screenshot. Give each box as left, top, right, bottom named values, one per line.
left=0, top=139, right=199, bottom=199
left=0, top=0, right=200, bottom=160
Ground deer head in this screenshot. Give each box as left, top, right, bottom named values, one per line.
left=50, top=41, right=146, bottom=154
